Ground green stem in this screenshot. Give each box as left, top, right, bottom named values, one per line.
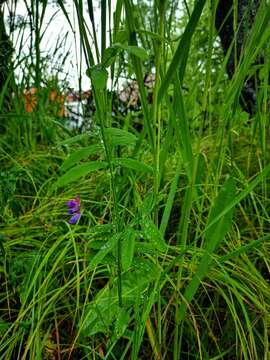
left=94, top=89, right=123, bottom=307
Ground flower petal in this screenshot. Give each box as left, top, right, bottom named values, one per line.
left=66, top=196, right=80, bottom=208
left=66, top=200, right=77, bottom=208
left=68, top=212, right=81, bottom=224
left=68, top=205, right=80, bottom=214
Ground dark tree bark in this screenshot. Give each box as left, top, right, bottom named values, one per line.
left=0, top=3, right=15, bottom=112
left=215, top=0, right=261, bottom=115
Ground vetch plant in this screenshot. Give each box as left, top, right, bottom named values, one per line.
left=66, top=195, right=81, bottom=224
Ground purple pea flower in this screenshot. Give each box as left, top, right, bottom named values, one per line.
left=66, top=195, right=80, bottom=224
left=69, top=212, right=81, bottom=224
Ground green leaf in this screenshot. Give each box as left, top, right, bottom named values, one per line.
left=57, top=132, right=90, bottom=146
left=159, top=163, right=181, bottom=237
left=112, top=43, right=148, bottom=61
left=61, top=144, right=103, bottom=171
left=115, top=30, right=128, bottom=43
left=57, top=0, right=75, bottom=32
left=86, top=65, right=108, bottom=90
left=104, top=127, right=137, bottom=146
left=158, top=0, right=206, bottom=103
left=0, top=321, right=12, bottom=335
left=122, top=0, right=154, bottom=150
left=140, top=218, right=167, bottom=252
left=80, top=261, right=158, bottom=336
left=125, top=45, right=148, bottom=61
left=137, top=29, right=166, bottom=42
left=195, top=153, right=206, bottom=193
left=177, top=177, right=236, bottom=322
left=140, top=191, right=155, bottom=217
left=172, top=75, right=194, bottom=182
left=53, top=161, right=108, bottom=189
left=134, top=242, right=157, bottom=255
left=219, top=234, right=270, bottom=264
left=113, top=308, right=130, bottom=339
left=87, top=224, right=115, bottom=238
left=0, top=234, right=5, bottom=257
left=89, top=234, right=119, bottom=269
left=102, top=46, right=120, bottom=67
left=204, top=162, right=270, bottom=234
left=113, top=158, right=153, bottom=173
left=204, top=178, right=236, bottom=251
left=121, top=227, right=136, bottom=271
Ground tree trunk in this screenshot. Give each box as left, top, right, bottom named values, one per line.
left=215, top=0, right=261, bottom=115
left=0, top=4, right=15, bottom=112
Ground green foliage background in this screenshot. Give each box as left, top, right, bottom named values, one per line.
left=0, top=0, right=270, bottom=359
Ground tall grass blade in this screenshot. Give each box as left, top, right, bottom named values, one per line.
left=177, top=177, right=236, bottom=323
left=123, top=0, right=154, bottom=149
left=158, top=0, right=206, bottom=104
left=205, top=163, right=270, bottom=234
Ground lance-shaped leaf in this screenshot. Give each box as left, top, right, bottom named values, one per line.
left=61, top=144, right=104, bottom=171
left=104, top=128, right=137, bottom=147
left=121, top=227, right=136, bottom=272
left=140, top=218, right=167, bottom=252
left=52, top=161, right=108, bottom=189
left=113, top=158, right=153, bottom=173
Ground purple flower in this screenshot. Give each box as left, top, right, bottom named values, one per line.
left=68, top=205, right=80, bottom=214
left=66, top=196, right=80, bottom=224
left=66, top=199, right=79, bottom=207
left=69, top=212, right=81, bottom=224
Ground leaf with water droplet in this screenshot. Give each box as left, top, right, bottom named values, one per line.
left=140, top=218, right=167, bottom=252
left=113, top=307, right=130, bottom=338
left=89, top=234, right=118, bottom=268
